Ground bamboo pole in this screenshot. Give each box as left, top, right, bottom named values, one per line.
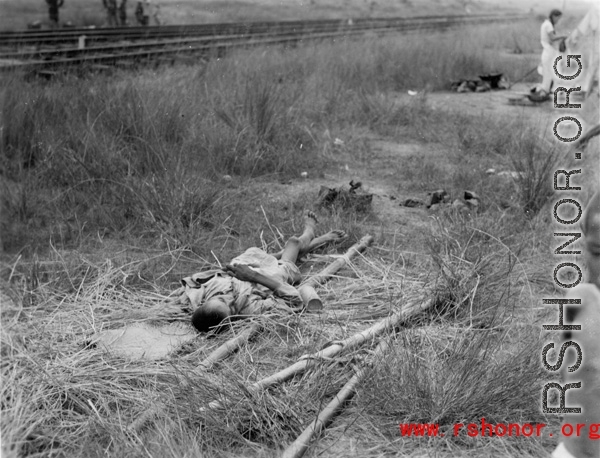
left=281, top=337, right=392, bottom=458
left=250, top=297, right=431, bottom=392
left=298, top=285, right=322, bottom=311
left=206, top=296, right=434, bottom=410
left=198, top=323, right=260, bottom=370
left=302, top=235, right=373, bottom=289
left=296, top=234, right=374, bottom=311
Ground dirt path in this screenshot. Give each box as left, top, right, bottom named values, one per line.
left=310, top=82, right=596, bottom=229
left=268, top=83, right=561, bottom=240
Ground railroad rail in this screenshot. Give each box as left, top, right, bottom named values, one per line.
left=0, top=14, right=527, bottom=73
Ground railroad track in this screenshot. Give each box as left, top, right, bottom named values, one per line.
left=0, top=14, right=526, bottom=73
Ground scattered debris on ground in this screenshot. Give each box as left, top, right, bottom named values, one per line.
left=401, top=189, right=482, bottom=214
left=429, top=190, right=481, bottom=213
left=451, top=73, right=508, bottom=93
left=507, top=87, right=553, bottom=106
left=426, top=189, right=450, bottom=208
left=402, top=198, right=423, bottom=207
left=317, top=180, right=373, bottom=212
left=527, top=89, right=551, bottom=103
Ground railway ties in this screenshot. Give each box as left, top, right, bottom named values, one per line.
left=0, top=14, right=485, bottom=45
left=0, top=14, right=527, bottom=76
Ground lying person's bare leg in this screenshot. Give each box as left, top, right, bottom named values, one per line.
left=273, top=229, right=347, bottom=260
left=299, top=229, right=347, bottom=258
left=280, top=211, right=319, bottom=265
left=227, top=212, right=320, bottom=288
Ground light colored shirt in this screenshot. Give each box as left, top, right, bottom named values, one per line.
left=181, top=248, right=303, bottom=317
left=541, top=19, right=555, bottom=49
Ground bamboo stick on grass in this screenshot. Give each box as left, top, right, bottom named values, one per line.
left=198, top=323, right=261, bottom=370
left=206, top=296, right=434, bottom=409
left=281, top=337, right=393, bottom=458
left=250, top=296, right=431, bottom=392
left=301, top=235, right=373, bottom=290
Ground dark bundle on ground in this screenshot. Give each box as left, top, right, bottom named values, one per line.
left=317, top=180, right=373, bottom=213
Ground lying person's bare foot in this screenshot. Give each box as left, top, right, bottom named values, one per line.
left=306, top=210, right=319, bottom=228
left=323, top=229, right=347, bottom=243
left=295, top=230, right=347, bottom=258
left=293, top=210, right=319, bottom=253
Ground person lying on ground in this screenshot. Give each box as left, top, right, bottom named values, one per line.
left=176, top=211, right=346, bottom=333
left=552, top=191, right=600, bottom=458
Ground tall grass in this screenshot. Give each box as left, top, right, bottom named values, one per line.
left=1, top=18, right=570, bottom=458
left=1, top=21, right=544, bottom=255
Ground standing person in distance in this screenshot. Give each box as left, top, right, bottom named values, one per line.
left=533, top=9, right=568, bottom=100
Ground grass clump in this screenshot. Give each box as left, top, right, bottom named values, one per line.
left=354, top=325, right=555, bottom=454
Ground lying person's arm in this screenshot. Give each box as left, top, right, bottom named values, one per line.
left=225, top=264, right=299, bottom=301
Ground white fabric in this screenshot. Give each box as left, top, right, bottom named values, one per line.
left=566, top=4, right=600, bottom=99
left=551, top=442, right=577, bottom=458
left=538, top=19, right=560, bottom=92
left=541, top=19, right=555, bottom=48
left=538, top=46, right=559, bottom=92
left=231, top=247, right=285, bottom=282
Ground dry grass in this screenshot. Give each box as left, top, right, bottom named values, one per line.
left=1, top=17, right=587, bottom=458
left=1, top=200, right=562, bottom=457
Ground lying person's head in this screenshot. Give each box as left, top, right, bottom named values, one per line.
left=191, top=295, right=233, bottom=333
left=581, top=191, right=600, bottom=287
